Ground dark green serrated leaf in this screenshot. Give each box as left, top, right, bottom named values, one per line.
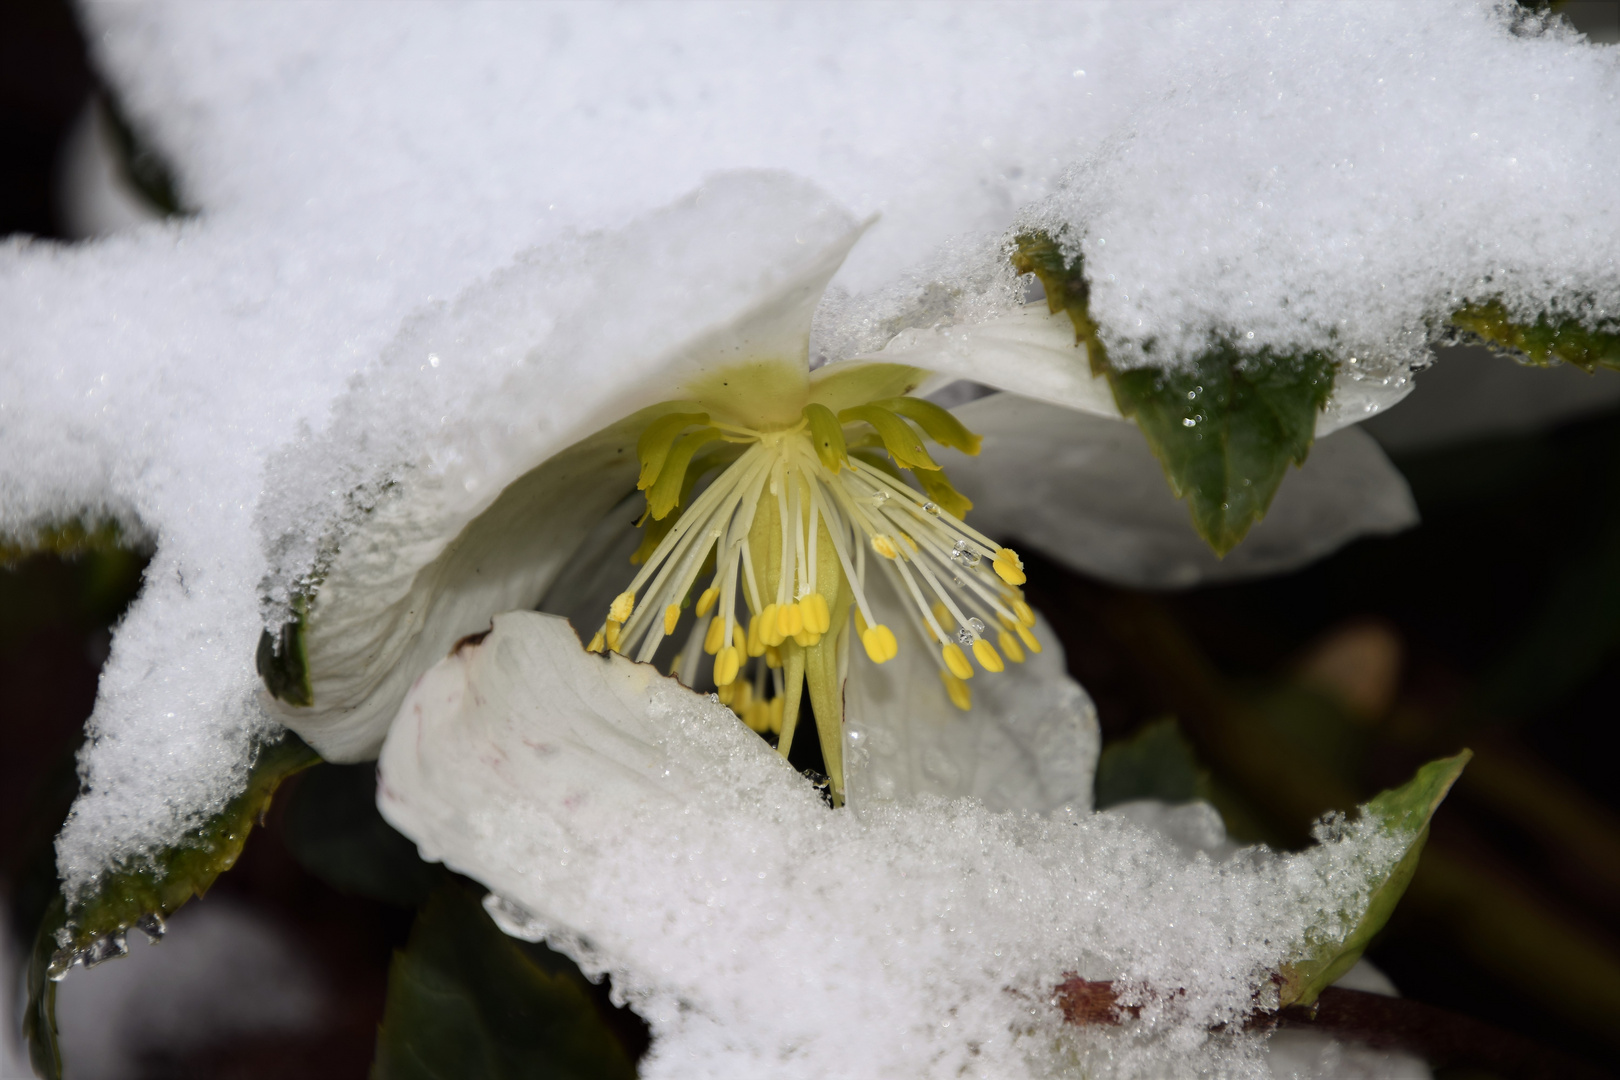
left=1011, top=231, right=1335, bottom=554
left=257, top=595, right=313, bottom=706
left=284, top=762, right=441, bottom=907
left=1094, top=718, right=1211, bottom=809
left=24, top=731, right=319, bottom=1079
left=1278, top=750, right=1471, bottom=1008
left=1452, top=299, right=1620, bottom=372
left=373, top=883, right=638, bottom=1080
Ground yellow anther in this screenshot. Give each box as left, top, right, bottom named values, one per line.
left=900, top=533, right=918, bottom=553
left=871, top=534, right=900, bottom=560
left=731, top=681, right=754, bottom=713
left=695, top=586, right=721, bottom=617
left=758, top=603, right=784, bottom=647
left=998, top=629, right=1026, bottom=664
left=801, top=593, right=831, bottom=634
left=765, top=645, right=783, bottom=669
left=854, top=607, right=869, bottom=636
left=1015, top=621, right=1042, bottom=654
left=746, top=701, right=771, bottom=733
left=703, top=617, right=726, bottom=655
left=992, top=548, right=1026, bottom=586
left=930, top=601, right=951, bottom=627
left=1012, top=599, right=1037, bottom=627
left=861, top=624, right=898, bottom=663
left=972, top=637, right=1005, bottom=673
left=734, top=623, right=748, bottom=651
left=769, top=696, right=785, bottom=734
left=716, top=680, right=737, bottom=705
left=778, top=601, right=804, bottom=637
left=793, top=628, right=821, bottom=648
left=587, top=630, right=606, bottom=654
left=746, top=615, right=766, bottom=657
left=609, top=591, right=637, bottom=623
left=604, top=622, right=622, bottom=651
left=714, top=645, right=742, bottom=686
left=663, top=604, right=681, bottom=636
left=942, top=642, right=974, bottom=680
left=940, top=671, right=972, bottom=711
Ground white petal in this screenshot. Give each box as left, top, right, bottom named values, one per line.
left=262, top=173, right=865, bottom=760
left=865, top=303, right=1122, bottom=418
left=378, top=609, right=1445, bottom=1078
left=844, top=571, right=1098, bottom=814
left=944, top=393, right=1418, bottom=589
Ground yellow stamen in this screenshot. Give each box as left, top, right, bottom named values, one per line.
left=1012, top=599, right=1037, bottom=627
left=993, top=548, right=1026, bottom=586
left=695, top=585, right=721, bottom=617
left=587, top=630, right=606, bottom=653
left=800, top=593, right=831, bottom=634
left=861, top=624, right=898, bottom=663
left=758, top=603, right=783, bottom=647
left=714, top=645, right=742, bottom=686
left=604, top=622, right=622, bottom=651
left=777, top=601, right=804, bottom=637
left=971, top=637, right=1004, bottom=673
left=871, top=534, right=900, bottom=560
left=793, top=628, right=820, bottom=648
left=746, top=615, right=766, bottom=657
left=663, top=604, right=681, bottom=636
left=998, top=629, right=1026, bottom=664
left=942, top=642, right=974, bottom=680
left=854, top=607, right=869, bottom=636
left=703, top=617, right=725, bottom=655
left=769, top=696, right=785, bottom=733
left=940, top=671, right=972, bottom=710
left=609, top=591, right=637, bottom=623
left=1015, top=621, right=1042, bottom=654
left=765, top=645, right=782, bottom=669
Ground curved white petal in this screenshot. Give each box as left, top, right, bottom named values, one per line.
left=943, top=393, right=1418, bottom=589
left=865, top=303, right=1122, bottom=418
left=261, top=173, right=865, bottom=760
left=844, top=571, right=1098, bottom=814
left=377, top=610, right=1448, bottom=1079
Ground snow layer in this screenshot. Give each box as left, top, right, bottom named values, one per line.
left=0, top=1, right=1612, bottom=898
left=380, top=612, right=1417, bottom=1080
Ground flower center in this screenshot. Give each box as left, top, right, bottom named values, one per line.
left=586, top=395, right=1041, bottom=794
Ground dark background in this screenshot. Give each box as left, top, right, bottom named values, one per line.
left=5, top=1, right=1620, bottom=1077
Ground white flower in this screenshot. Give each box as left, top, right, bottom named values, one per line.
left=260, top=173, right=1412, bottom=811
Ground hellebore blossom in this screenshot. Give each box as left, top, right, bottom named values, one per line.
left=259, top=173, right=1411, bottom=814
left=246, top=174, right=1440, bottom=1077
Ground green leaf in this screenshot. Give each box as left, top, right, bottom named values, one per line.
left=25, top=731, right=319, bottom=1079
left=284, top=762, right=442, bottom=907
left=1093, top=718, right=1210, bottom=809
left=1451, top=300, right=1620, bottom=372
left=373, top=883, right=639, bottom=1080
left=1010, top=231, right=1335, bottom=554
left=1110, top=346, right=1335, bottom=555
left=1278, top=750, right=1472, bottom=1008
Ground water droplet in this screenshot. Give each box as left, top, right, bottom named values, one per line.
left=46, top=947, right=76, bottom=982
left=953, top=575, right=966, bottom=586
left=1182, top=417, right=1197, bottom=427
left=82, top=931, right=129, bottom=969
left=870, top=490, right=890, bottom=507
left=136, top=912, right=166, bottom=944
left=956, top=627, right=975, bottom=645
left=922, top=501, right=940, bottom=516
left=967, top=617, right=986, bottom=635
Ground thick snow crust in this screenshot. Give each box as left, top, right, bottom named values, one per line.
left=0, top=1, right=1611, bottom=916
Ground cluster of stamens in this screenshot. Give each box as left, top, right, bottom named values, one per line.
left=586, top=395, right=1040, bottom=741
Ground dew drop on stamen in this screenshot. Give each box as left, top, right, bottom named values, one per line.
left=922, top=501, right=940, bottom=516
left=956, top=627, right=975, bottom=645
left=870, top=490, right=889, bottom=507
left=967, top=617, right=986, bottom=635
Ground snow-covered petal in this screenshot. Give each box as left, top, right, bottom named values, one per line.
left=941, top=393, right=1418, bottom=589
left=260, top=173, right=867, bottom=760
left=377, top=609, right=1442, bottom=1080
